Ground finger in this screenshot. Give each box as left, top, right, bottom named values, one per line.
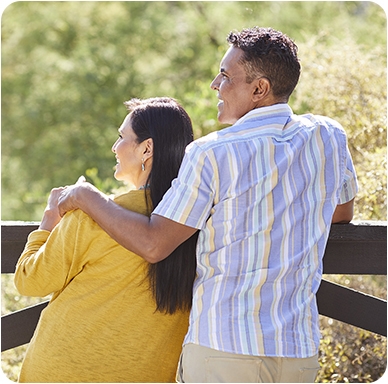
left=57, top=187, right=75, bottom=217
left=57, top=197, right=67, bottom=217
left=76, top=175, right=86, bottom=184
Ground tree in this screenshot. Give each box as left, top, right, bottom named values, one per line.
left=2, top=1, right=385, bottom=220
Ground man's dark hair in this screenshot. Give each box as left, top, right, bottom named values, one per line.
left=227, top=27, right=301, bottom=100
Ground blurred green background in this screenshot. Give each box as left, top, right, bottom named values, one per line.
left=1, top=1, right=386, bottom=222
left=1, top=1, right=386, bottom=382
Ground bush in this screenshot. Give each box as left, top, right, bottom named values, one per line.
left=292, top=34, right=387, bottom=222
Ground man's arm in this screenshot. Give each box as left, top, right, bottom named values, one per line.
left=331, top=198, right=355, bottom=224
left=58, top=182, right=197, bottom=263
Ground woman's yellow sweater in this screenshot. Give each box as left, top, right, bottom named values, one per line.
left=14, top=190, right=189, bottom=383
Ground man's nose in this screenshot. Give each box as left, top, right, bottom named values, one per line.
left=210, top=74, right=220, bottom=90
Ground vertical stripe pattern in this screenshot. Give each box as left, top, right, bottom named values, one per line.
left=153, top=104, right=358, bottom=357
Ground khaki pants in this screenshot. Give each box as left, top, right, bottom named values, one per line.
left=176, top=343, right=320, bottom=383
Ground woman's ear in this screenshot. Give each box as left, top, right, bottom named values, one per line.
left=142, top=138, right=154, bottom=161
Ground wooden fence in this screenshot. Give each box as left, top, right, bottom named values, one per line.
left=1, top=220, right=387, bottom=352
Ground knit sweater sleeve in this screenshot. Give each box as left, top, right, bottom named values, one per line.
left=14, top=211, right=87, bottom=297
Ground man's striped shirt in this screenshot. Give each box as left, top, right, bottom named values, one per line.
left=153, top=104, right=358, bottom=357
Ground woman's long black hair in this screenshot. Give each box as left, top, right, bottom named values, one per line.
left=124, top=97, right=198, bottom=314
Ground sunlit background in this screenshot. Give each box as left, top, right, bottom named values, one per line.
left=2, top=1, right=386, bottom=382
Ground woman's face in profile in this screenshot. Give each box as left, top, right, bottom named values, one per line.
left=111, top=113, right=144, bottom=186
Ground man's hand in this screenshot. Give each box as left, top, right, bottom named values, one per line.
left=39, top=187, right=66, bottom=231
left=332, top=198, right=355, bottom=224
left=57, top=176, right=101, bottom=217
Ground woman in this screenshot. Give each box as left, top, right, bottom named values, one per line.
left=14, top=97, right=198, bottom=383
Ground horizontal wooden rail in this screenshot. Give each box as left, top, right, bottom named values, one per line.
left=2, top=301, right=49, bottom=351
left=322, top=221, right=386, bottom=275
left=2, top=221, right=387, bottom=275
left=316, top=280, right=386, bottom=336
left=2, top=222, right=39, bottom=274
left=1, top=221, right=387, bottom=351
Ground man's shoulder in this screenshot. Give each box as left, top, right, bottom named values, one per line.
left=188, top=127, right=233, bottom=153
left=296, top=113, right=345, bottom=131
left=191, top=119, right=264, bottom=151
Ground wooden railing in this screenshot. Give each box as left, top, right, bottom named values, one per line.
left=1, top=221, right=387, bottom=352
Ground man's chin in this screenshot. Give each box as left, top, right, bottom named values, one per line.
left=217, top=111, right=229, bottom=124
left=217, top=114, right=237, bottom=125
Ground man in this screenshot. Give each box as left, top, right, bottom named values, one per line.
left=58, top=27, right=358, bottom=382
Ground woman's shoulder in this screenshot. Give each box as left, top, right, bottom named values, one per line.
left=113, top=189, right=151, bottom=216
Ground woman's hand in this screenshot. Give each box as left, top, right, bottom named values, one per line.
left=39, top=187, right=66, bottom=231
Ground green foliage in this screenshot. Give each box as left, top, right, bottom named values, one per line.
left=1, top=1, right=386, bottom=382
left=2, top=1, right=386, bottom=221
left=292, top=35, right=387, bottom=221
left=318, top=319, right=387, bottom=383
left=1, top=345, right=28, bottom=383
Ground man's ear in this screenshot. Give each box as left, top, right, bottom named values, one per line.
left=142, top=138, right=154, bottom=161
left=252, top=77, right=271, bottom=102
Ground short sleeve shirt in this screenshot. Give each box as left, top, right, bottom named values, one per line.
left=153, top=104, right=358, bottom=358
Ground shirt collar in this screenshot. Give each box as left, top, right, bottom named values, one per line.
left=235, top=103, right=293, bottom=126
